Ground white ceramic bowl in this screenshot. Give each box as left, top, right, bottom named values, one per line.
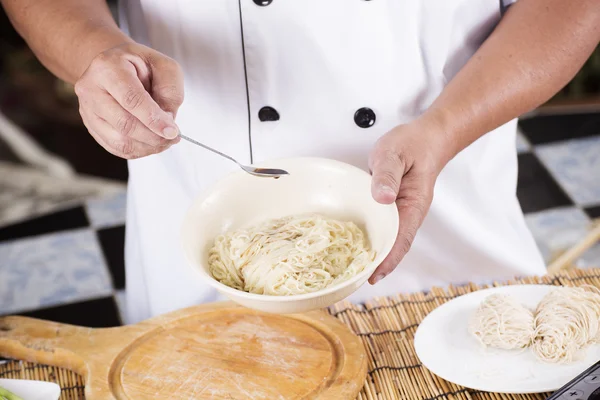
left=0, top=379, right=61, bottom=400
left=181, top=157, right=399, bottom=314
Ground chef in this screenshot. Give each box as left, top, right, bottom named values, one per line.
left=3, top=0, right=599, bottom=324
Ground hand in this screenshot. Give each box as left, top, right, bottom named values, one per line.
left=74, top=42, right=184, bottom=159
left=368, top=118, right=453, bottom=284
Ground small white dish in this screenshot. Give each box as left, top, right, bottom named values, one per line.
left=414, top=284, right=600, bottom=394
left=0, top=379, right=61, bottom=400
left=181, top=157, right=399, bottom=314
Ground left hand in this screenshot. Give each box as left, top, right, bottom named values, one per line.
left=368, top=117, right=453, bottom=284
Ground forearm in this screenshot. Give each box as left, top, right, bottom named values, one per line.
left=1, top=0, right=133, bottom=84
left=423, top=0, right=600, bottom=163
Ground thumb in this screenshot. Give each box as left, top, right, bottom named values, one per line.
left=150, top=56, right=185, bottom=117
left=369, top=173, right=432, bottom=284
left=370, top=151, right=406, bottom=204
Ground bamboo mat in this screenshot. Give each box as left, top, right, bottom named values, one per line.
left=1, top=268, right=599, bottom=399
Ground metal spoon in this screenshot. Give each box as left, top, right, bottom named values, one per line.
left=178, top=134, right=289, bottom=178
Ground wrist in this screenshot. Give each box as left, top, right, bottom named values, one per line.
left=413, top=107, right=461, bottom=169
left=73, top=26, right=133, bottom=81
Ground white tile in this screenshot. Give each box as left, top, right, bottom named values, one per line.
left=535, top=136, right=600, bottom=207
left=525, top=206, right=600, bottom=267
left=86, top=190, right=127, bottom=229
left=0, top=162, right=125, bottom=228
left=0, top=229, right=113, bottom=314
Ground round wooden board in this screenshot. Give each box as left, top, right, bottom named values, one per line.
left=0, top=304, right=367, bottom=399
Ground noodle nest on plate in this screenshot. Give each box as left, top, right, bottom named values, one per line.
left=468, top=293, right=535, bottom=350
left=469, top=286, right=600, bottom=363
left=532, top=286, right=600, bottom=363
left=208, top=214, right=375, bottom=296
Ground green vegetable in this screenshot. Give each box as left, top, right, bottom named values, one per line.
left=0, top=386, right=24, bottom=400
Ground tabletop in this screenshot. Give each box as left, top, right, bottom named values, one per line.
left=1, top=268, right=599, bottom=400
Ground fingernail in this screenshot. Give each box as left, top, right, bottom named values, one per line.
left=162, top=126, right=178, bottom=139
left=372, top=274, right=385, bottom=284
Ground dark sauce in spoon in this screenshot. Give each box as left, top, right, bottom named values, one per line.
left=254, top=168, right=289, bottom=179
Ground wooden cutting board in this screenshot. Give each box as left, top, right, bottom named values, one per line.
left=0, top=302, right=367, bottom=399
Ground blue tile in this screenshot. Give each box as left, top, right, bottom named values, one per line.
left=0, top=229, right=113, bottom=315
left=580, top=243, right=600, bottom=269
left=525, top=207, right=599, bottom=268
left=85, top=190, right=127, bottom=229
left=535, top=136, right=600, bottom=207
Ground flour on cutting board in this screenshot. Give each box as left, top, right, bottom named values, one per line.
left=0, top=306, right=365, bottom=399
left=114, top=313, right=336, bottom=399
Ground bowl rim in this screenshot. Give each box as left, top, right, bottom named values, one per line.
left=180, top=156, right=399, bottom=303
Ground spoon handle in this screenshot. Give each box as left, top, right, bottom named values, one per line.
left=178, top=134, right=239, bottom=165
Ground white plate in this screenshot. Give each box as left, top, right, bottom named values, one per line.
left=414, top=284, right=600, bottom=394
left=0, top=379, right=61, bottom=400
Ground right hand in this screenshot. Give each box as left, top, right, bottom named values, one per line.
left=74, top=42, right=184, bottom=159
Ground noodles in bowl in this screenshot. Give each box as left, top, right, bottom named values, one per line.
left=181, top=157, right=399, bottom=314
left=208, top=214, right=376, bottom=296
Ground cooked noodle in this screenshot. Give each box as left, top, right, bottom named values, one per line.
left=468, top=294, right=535, bottom=350
left=468, top=286, right=600, bottom=364
left=208, top=214, right=375, bottom=295
left=532, top=286, right=600, bottom=363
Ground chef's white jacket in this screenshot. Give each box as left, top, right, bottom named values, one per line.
left=117, top=0, right=545, bottom=324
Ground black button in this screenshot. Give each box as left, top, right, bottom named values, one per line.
left=354, top=107, right=376, bottom=128
left=253, top=0, right=272, bottom=5
left=258, top=106, right=280, bottom=122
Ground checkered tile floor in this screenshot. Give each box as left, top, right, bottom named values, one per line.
left=0, top=112, right=599, bottom=328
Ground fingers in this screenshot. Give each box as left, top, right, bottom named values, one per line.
left=97, top=61, right=179, bottom=139
left=80, top=108, right=170, bottom=159
left=74, top=43, right=186, bottom=160
left=370, top=148, right=406, bottom=204
left=148, top=54, right=185, bottom=116
left=90, top=91, right=178, bottom=148
left=368, top=172, right=434, bottom=284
